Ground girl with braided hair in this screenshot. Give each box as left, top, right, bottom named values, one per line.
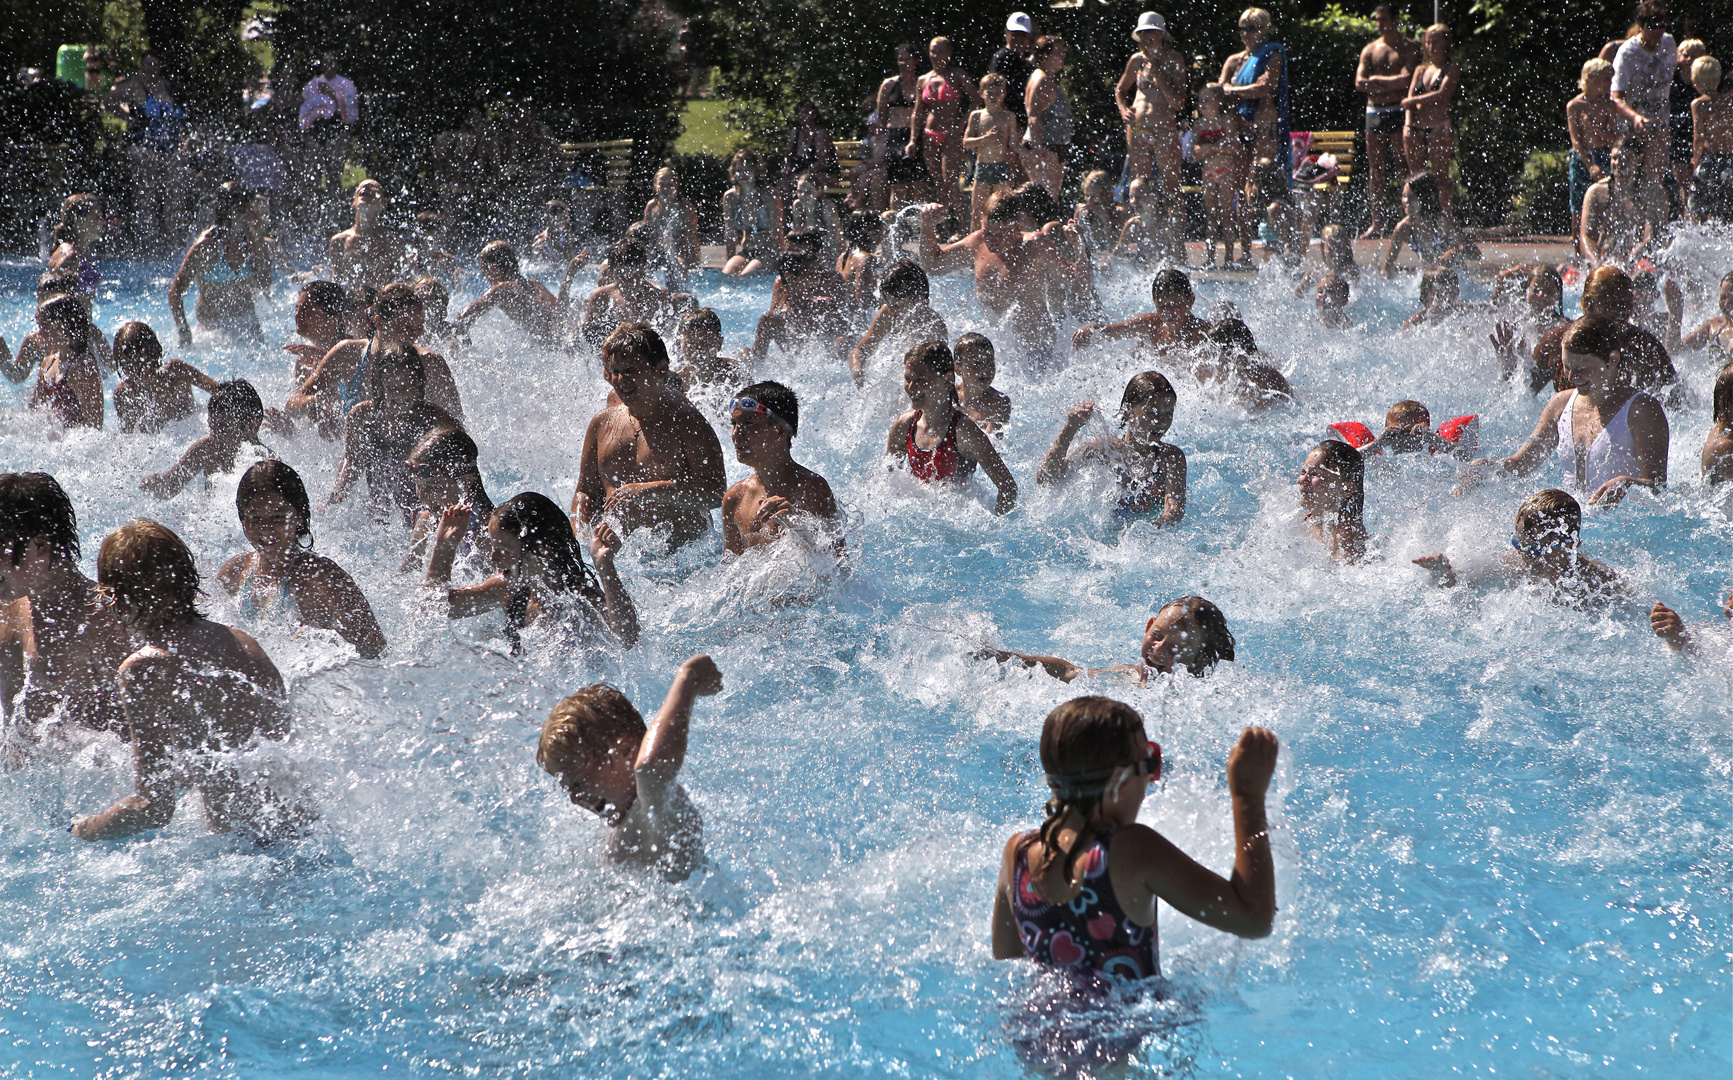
left=992, top=697, right=1278, bottom=981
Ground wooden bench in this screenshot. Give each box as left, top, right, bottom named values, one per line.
left=1296, top=130, right=1356, bottom=192
left=830, top=140, right=865, bottom=198
left=557, top=139, right=634, bottom=190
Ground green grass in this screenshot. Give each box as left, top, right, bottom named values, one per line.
left=674, top=99, right=747, bottom=157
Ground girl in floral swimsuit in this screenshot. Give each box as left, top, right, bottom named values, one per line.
left=992, top=697, right=1279, bottom=987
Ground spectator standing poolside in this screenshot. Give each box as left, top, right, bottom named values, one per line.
left=1116, top=13, right=1187, bottom=206
left=103, top=54, right=185, bottom=249
left=908, top=39, right=979, bottom=231
left=989, top=12, right=1038, bottom=131
left=1401, top=25, right=1460, bottom=214
left=877, top=45, right=932, bottom=209
left=301, top=53, right=359, bottom=207
left=1021, top=36, right=1074, bottom=200
left=1610, top=0, right=1677, bottom=196
left=1220, top=8, right=1289, bottom=173
left=1690, top=57, right=1733, bottom=223
left=1569, top=59, right=1627, bottom=255
left=1668, top=40, right=1708, bottom=217
left=1355, top=4, right=1422, bottom=237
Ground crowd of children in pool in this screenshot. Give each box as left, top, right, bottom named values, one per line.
left=3, top=184, right=1732, bottom=996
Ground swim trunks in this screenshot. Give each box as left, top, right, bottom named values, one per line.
left=974, top=161, right=1012, bottom=186
left=1692, top=153, right=1733, bottom=224
left=1365, top=105, right=1403, bottom=135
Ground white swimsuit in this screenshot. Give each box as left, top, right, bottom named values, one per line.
left=1555, top=390, right=1652, bottom=491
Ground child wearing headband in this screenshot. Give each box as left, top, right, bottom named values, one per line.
left=721, top=381, right=842, bottom=556
left=992, top=697, right=1278, bottom=982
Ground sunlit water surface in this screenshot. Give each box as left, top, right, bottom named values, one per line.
left=0, top=246, right=1729, bottom=1078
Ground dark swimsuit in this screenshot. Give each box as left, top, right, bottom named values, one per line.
left=906, top=410, right=975, bottom=482
left=884, top=76, right=929, bottom=185
left=1011, top=829, right=1160, bottom=981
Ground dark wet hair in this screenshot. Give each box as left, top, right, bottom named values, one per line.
left=478, top=239, right=520, bottom=277
left=681, top=307, right=723, bottom=339
left=986, top=191, right=1023, bottom=224
left=845, top=210, right=885, bottom=249
left=1022, top=696, right=1148, bottom=881
left=112, top=321, right=163, bottom=368
left=601, top=322, right=670, bottom=368
left=36, top=294, right=89, bottom=354
left=953, top=332, right=995, bottom=377
left=209, top=380, right=265, bottom=437
left=1013, top=181, right=1063, bottom=226
left=1207, top=317, right=1258, bottom=354
left=372, top=281, right=425, bottom=325
left=490, top=492, right=601, bottom=645
left=211, top=181, right=253, bottom=228
left=1562, top=316, right=1622, bottom=359
left=236, top=460, right=313, bottom=547
left=904, top=339, right=956, bottom=379
left=300, top=279, right=345, bottom=315
left=1151, top=268, right=1193, bottom=299
left=784, top=226, right=827, bottom=253
left=1404, top=173, right=1443, bottom=222
left=36, top=271, right=80, bottom=303
left=1714, top=362, right=1733, bottom=425
left=609, top=235, right=650, bottom=269
left=777, top=246, right=820, bottom=277
left=1158, top=596, right=1236, bottom=675
left=879, top=260, right=930, bottom=304
left=737, top=379, right=800, bottom=437
left=408, top=426, right=494, bottom=520
left=1310, top=439, right=1365, bottom=521
left=1122, top=370, right=1176, bottom=412
left=0, top=472, right=78, bottom=565
left=1515, top=489, right=1581, bottom=546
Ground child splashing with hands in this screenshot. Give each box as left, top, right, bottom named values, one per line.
left=886, top=340, right=1018, bottom=514
left=993, top=698, right=1278, bottom=983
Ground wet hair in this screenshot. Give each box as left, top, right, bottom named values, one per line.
left=776, top=247, right=820, bottom=278
left=1633, top=0, right=1668, bottom=30
left=300, top=279, right=345, bottom=315
left=980, top=72, right=1008, bottom=95
left=372, top=280, right=424, bottom=324
left=477, top=239, right=520, bottom=277
left=1712, top=362, right=1733, bottom=424
left=236, top=460, right=313, bottom=546
left=609, top=235, right=650, bottom=269
left=1014, top=182, right=1064, bottom=226
left=845, top=211, right=885, bottom=250
left=208, top=380, right=265, bottom=438
left=97, top=519, right=201, bottom=624
left=1581, top=265, right=1634, bottom=314
left=1528, top=264, right=1564, bottom=313
left=36, top=294, right=89, bottom=354
left=1386, top=399, right=1430, bottom=428
left=1309, top=439, right=1365, bottom=521
left=1562, top=317, right=1622, bottom=360
left=1032, top=34, right=1066, bottom=61
left=985, top=191, right=1023, bottom=224
left=1580, top=57, right=1613, bottom=88
left=904, top=339, right=956, bottom=380
left=1403, top=172, right=1443, bottom=222
left=1157, top=596, right=1236, bottom=676
left=1150, top=268, right=1193, bottom=300
left=895, top=41, right=920, bottom=60
left=112, top=321, right=163, bottom=371
left=211, top=181, right=254, bottom=228
left=36, top=271, right=80, bottom=303
left=408, top=426, right=493, bottom=520
left=680, top=307, right=723, bottom=340
left=1514, top=489, right=1581, bottom=546
left=1371, top=3, right=1396, bottom=17
left=784, top=226, right=827, bottom=253
left=737, top=380, right=800, bottom=437
left=1080, top=169, right=1111, bottom=197
left=878, top=260, right=930, bottom=304
left=1122, top=370, right=1176, bottom=412
left=538, top=685, right=646, bottom=774
left=490, top=492, right=601, bottom=639
left=1207, top=317, right=1258, bottom=354
left=52, top=193, right=102, bottom=247
left=953, top=333, right=995, bottom=378
left=410, top=276, right=449, bottom=319
left=1022, top=696, right=1149, bottom=881
left=601, top=322, right=670, bottom=369
left=0, top=472, right=79, bottom=565
left=345, top=283, right=378, bottom=335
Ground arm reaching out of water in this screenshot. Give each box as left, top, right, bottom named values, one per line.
left=1036, top=401, right=1096, bottom=485
left=1651, top=602, right=1692, bottom=653
left=610, top=654, right=721, bottom=877
left=954, top=413, right=1018, bottom=514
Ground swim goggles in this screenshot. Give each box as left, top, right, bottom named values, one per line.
left=731, top=396, right=794, bottom=431
left=1045, top=742, right=1161, bottom=798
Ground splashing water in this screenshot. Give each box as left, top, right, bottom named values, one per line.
left=0, top=249, right=1728, bottom=1077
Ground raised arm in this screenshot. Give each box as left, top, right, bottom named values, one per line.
left=1036, top=401, right=1095, bottom=485
left=451, top=283, right=504, bottom=334
left=849, top=304, right=894, bottom=386
left=422, top=507, right=512, bottom=617
left=632, top=654, right=721, bottom=809
left=587, top=522, right=639, bottom=647
left=917, top=205, right=975, bottom=276
left=1135, top=726, right=1278, bottom=938
left=168, top=242, right=200, bottom=348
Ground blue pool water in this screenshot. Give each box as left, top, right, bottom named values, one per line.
left=0, top=247, right=1728, bottom=1078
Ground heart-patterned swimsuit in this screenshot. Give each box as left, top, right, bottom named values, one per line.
left=1011, top=828, right=1159, bottom=980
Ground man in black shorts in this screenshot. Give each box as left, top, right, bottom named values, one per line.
left=1353, top=4, right=1421, bottom=237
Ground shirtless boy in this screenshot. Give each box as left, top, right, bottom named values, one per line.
left=0, top=473, right=130, bottom=737
left=327, top=179, right=406, bottom=289
left=287, top=281, right=465, bottom=434
left=849, top=259, right=949, bottom=385
left=1568, top=59, right=1627, bottom=250
left=721, top=381, right=842, bottom=557
left=1073, top=268, right=1212, bottom=352
left=573, top=323, right=727, bottom=550
left=677, top=308, right=746, bottom=390
left=71, top=520, right=300, bottom=841
left=581, top=236, right=670, bottom=343
left=1690, top=55, right=1733, bottom=223
left=1355, top=5, right=1422, bottom=236
left=919, top=196, right=1087, bottom=365
left=537, top=654, right=722, bottom=880
left=452, top=240, right=560, bottom=344
left=954, top=333, right=1012, bottom=433
left=962, top=74, right=1022, bottom=233
left=1581, top=140, right=1666, bottom=268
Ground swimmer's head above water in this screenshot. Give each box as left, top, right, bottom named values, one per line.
left=1142, top=596, right=1236, bottom=677
left=1120, top=370, right=1176, bottom=443
left=1512, top=488, right=1581, bottom=562
left=537, top=683, right=646, bottom=826
left=1298, top=439, right=1365, bottom=520
left=731, top=380, right=799, bottom=465
left=1150, top=268, right=1194, bottom=315
left=97, top=519, right=202, bottom=628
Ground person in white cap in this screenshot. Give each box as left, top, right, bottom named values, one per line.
left=989, top=12, right=1038, bottom=129
left=1115, top=13, right=1188, bottom=204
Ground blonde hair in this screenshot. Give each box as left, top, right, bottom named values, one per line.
left=1678, top=39, right=1707, bottom=59
left=1239, top=7, right=1271, bottom=31
left=1424, top=23, right=1450, bottom=46
left=980, top=72, right=1007, bottom=95
left=1580, top=57, right=1613, bottom=88
left=1080, top=168, right=1110, bottom=195
left=1691, top=55, right=1721, bottom=90
left=537, top=685, right=646, bottom=773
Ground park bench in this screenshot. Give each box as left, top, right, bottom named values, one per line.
left=557, top=138, right=634, bottom=190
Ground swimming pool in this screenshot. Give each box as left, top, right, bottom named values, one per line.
left=0, top=246, right=1728, bottom=1078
